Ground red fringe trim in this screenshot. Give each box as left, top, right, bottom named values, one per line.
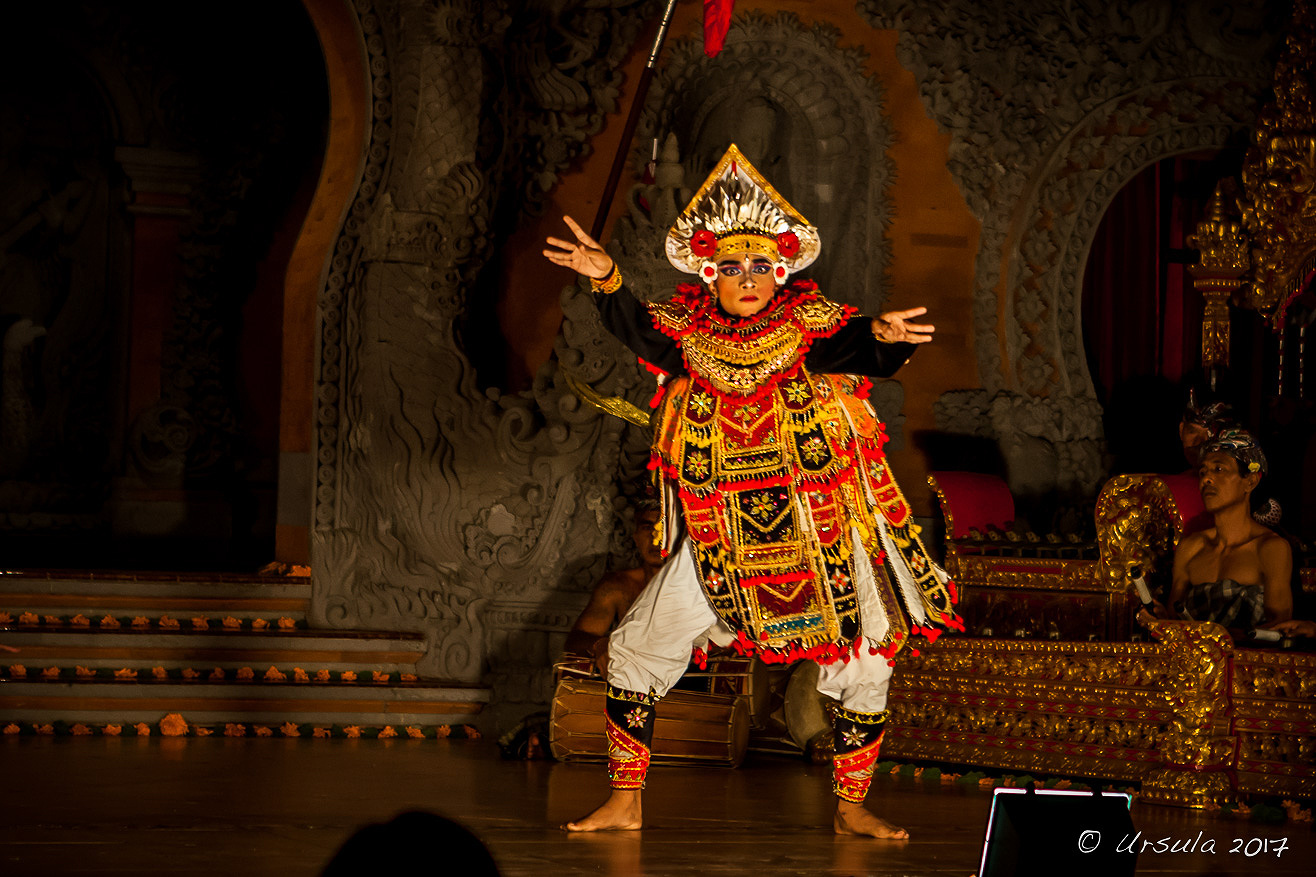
left=729, top=628, right=854, bottom=666
left=737, top=569, right=812, bottom=588
left=852, top=376, right=873, bottom=401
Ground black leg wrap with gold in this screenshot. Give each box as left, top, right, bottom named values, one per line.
left=832, top=707, right=888, bottom=803
left=605, top=685, right=657, bottom=790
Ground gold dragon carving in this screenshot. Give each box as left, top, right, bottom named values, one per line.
left=1137, top=616, right=1237, bottom=808
left=1094, top=474, right=1183, bottom=596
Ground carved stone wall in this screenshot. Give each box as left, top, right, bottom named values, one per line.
left=310, top=0, right=659, bottom=729
left=859, top=0, right=1286, bottom=504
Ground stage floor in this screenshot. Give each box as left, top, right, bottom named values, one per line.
left=1, top=737, right=1310, bottom=876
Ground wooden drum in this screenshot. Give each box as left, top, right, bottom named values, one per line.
left=549, top=660, right=752, bottom=767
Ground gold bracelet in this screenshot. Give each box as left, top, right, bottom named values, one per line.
left=591, top=265, right=622, bottom=295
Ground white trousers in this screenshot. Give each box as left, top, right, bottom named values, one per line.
left=606, top=536, right=895, bottom=713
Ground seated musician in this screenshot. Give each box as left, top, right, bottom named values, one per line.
left=563, top=500, right=664, bottom=675
left=1167, top=430, right=1293, bottom=630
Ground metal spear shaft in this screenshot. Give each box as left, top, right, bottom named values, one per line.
left=589, top=0, right=680, bottom=241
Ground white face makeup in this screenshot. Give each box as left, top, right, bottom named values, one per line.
left=712, top=252, right=778, bottom=317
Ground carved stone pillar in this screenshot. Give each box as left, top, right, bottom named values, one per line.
left=1187, top=185, right=1250, bottom=370
left=108, top=147, right=211, bottom=537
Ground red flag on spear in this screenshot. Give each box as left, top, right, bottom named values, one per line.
left=703, top=0, right=735, bottom=57
left=705, top=0, right=736, bottom=57
left=589, top=0, right=738, bottom=239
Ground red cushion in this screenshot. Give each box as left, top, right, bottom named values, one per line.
left=929, top=471, right=1016, bottom=541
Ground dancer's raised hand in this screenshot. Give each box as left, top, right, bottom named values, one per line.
left=543, top=215, right=614, bottom=280
left=872, top=306, right=935, bottom=344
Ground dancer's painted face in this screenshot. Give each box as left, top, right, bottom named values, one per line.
left=712, top=252, right=778, bottom=317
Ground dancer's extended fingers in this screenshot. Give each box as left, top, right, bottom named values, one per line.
left=907, top=332, right=934, bottom=344
left=901, top=321, right=936, bottom=334
left=562, top=215, right=601, bottom=250
left=545, top=235, right=579, bottom=252
left=543, top=249, right=573, bottom=264
left=885, top=306, right=928, bottom=320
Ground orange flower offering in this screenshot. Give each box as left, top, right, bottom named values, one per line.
left=378, top=726, right=397, bottom=739
left=70, top=614, right=90, bottom=627
left=158, top=616, right=180, bottom=630
left=340, top=671, right=357, bottom=683
left=18, top=612, right=38, bottom=625
left=279, top=722, right=300, bottom=737
left=277, top=617, right=296, bottom=630
left=400, top=673, right=418, bottom=683
left=3, top=723, right=20, bottom=735
left=372, top=671, right=389, bottom=684
left=290, top=565, right=311, bottom=577
left=191, top=617, right=209, bottom=630
left=224, top=724, right=246, bottom=737
left=236, top=667, right=255, bottom=681
left=151, top=667, right=168, bottom=680
left=292, top=668, right=309, bottom=683
left=222, top=616, right=242, bottom=630
left=159, top=714, right=188, bottom=737
left=313, top=727, right=331, bottom=739
left=208, top=668, right=225, bottom=681
left=134, top=723, right=151, bottom=736
left=0, top=611, right=10, bottom=623
left=35, top=724, right=55, bottom=735
left=8, top=665, right=27, bottom=678
left=131, top=617, right=151, bottom=629
left=194, top=726, right=213, bottom=737
left=343, top=725, right=362, bottom=738
left=435, top=725, right=451, bottom=738
left=254, top=725, right=273, bottom=737
left=251, top=618, right=269, bottom=630
left=114, top=668, right=137, bottom=680
left=181, top=668, right=200, bottom=680
left=264, top=667, right=286, bottom=682
left=102, top=724, right=122, bottom=737
left=75, top=666, right=94, bottom=678
left=70, top=724, right=92, bottom=736
left=314, top=669, right=330, bottom=683
left=99, top=615, right=120, bottom=629
left=462, top=725, right=481, bottom=740
left=41, top=667, right=61, bottom=678
left=42, top=615, right=61, bottom=625
left=406, top=727, right=424, bottom=739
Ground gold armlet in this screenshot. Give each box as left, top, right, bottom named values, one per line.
left=591, top=266, right=623, bottom=295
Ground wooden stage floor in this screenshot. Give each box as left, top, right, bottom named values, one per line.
left=1, top=736, right=1310, bottom=876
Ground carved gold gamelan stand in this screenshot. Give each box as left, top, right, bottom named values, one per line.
left=888, top=473, right=1316, bottom=807
left=1136, top=617, right=1237, bottom=808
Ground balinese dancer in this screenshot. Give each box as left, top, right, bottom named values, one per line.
left=543, top=145, right=961, bottom=838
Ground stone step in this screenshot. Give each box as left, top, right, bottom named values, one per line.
left=0, top=571, right=311, bottom=622
left=0, top=676, right=489, bottom=730
left=1, top=627, right=427, bottom=673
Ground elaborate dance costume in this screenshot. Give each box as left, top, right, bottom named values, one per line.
left=593, top=145, right=961, bottom=805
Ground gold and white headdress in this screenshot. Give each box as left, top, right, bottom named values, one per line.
left=665, top=144, right=820, bottom=284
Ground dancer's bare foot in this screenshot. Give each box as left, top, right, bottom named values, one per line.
left=834, top=800, right=909, bottom=839
left=564, top=789, right=642, bottom=832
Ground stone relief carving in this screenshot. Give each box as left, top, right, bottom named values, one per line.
left=312, top=0, right=660, bottom=727
left=858, top=0, right=1284, bottom=502
left=633, top=11, right=898, bottom=318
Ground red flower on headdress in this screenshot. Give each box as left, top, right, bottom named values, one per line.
left=690, top=230, right=717, bottom=258
left=776, top=231, right=800, bottom=258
